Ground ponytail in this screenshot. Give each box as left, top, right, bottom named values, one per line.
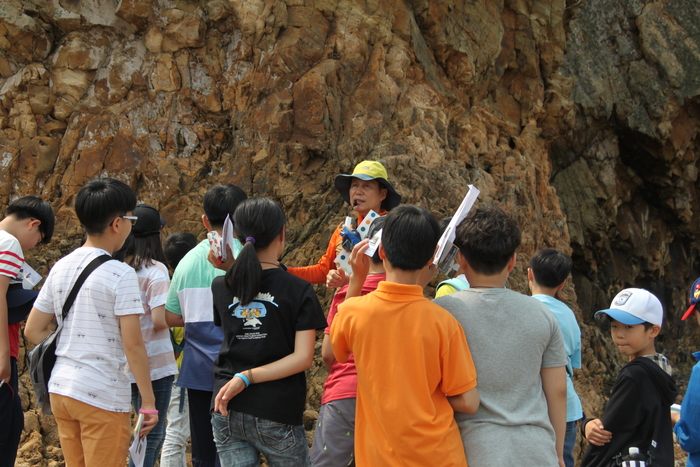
left=225, top=197, right=286, bottom=305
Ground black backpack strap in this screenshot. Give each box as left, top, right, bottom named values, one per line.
left=60, top=255, right=113, bottom=321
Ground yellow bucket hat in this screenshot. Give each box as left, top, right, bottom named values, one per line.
left=334, top=160, right=402, bottom=211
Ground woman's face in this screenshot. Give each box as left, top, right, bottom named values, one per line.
left=349, top=178, right=387, bottom=216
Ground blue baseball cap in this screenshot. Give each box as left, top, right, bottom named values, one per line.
left=594, top=288, right=663, bottom=326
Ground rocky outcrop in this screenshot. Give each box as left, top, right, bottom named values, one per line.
left=554, top=0, right=700, bottom=393
left=1, top=0, right=698, bottom=464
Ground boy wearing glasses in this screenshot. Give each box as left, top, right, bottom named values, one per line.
left=0, top=196, right=54, bottom=467
left=25, top=178, right=158, bottom=467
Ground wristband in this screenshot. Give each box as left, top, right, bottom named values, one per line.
left=139, top=409, right=158, bottom=414
left=234, top=373, right=250, bottom=388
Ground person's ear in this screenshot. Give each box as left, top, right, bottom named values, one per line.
left=379, top=188, right=387, bottom=202
left=527, top=267, right=534, bottom=282
left=648, top=325, right=661, bottom=338
left=506, top=253, right=517, bottom=272
left=378, top=243, right=386, bottom=260
left=425, top=244, right=439, bottom=268
left=202, top=215, right=211, bottom=230
left=556, top=280, right=566, bottom=291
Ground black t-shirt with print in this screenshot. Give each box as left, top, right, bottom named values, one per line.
left=211, top=267, right=326, bottom=425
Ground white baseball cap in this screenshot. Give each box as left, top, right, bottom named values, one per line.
left=594, top=288, right=663, bottom=326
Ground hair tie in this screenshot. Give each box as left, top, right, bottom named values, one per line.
left=246, top=237, right=256, bottom=244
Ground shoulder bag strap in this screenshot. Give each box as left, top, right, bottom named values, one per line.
left=60, top=255, right=114, bottom=321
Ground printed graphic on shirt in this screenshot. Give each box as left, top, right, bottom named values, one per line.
left=229, top=292, right=277, bottom=339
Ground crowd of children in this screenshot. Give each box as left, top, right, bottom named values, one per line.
left=2, top=159, right=699, bottom=467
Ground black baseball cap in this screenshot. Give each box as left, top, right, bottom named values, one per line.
left=132, top=204, right=166, bottom=237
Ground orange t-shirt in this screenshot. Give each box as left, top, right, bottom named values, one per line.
left=288, top=211, right=384, bottom=284
left=330, top=281, right=477, bottom=466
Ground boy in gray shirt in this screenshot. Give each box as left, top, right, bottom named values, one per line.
left=435, top=207, right=568, bottom=467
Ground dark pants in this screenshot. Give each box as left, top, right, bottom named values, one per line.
left=188, top=388, right=220, bottom=467
left=0, top=357, right=23, bottom=467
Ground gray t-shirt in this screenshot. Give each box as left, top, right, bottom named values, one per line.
left=435, top=288, right=567, bottom=467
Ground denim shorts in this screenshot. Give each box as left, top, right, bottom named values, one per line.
left=211, top=411, right=310, bottom=467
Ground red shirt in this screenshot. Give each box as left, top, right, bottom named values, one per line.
left=322, top=273, right=385, bottom=404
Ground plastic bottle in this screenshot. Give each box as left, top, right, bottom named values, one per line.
left=620, top=447, right=647, bottom=467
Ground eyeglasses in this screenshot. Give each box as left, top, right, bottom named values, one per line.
left=121, top=216, right=138, bottom=226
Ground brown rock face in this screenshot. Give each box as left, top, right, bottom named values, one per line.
left=1, top=0, right=698, bottom=464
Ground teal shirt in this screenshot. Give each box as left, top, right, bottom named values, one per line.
left=533, top=294, right=584, bottom=422
left=166, top=238, right=242, bottom=391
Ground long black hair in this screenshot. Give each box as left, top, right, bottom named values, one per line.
left=226, top=197, right=286, bottom=305
left=113, top=233, right=167, bottom=271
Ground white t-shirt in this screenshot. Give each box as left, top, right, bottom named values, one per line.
left=125, top=261, right=177, bottom=383
left=33, top=247, right=143, bottom=412
left=0, top=230, right=24, bottom=282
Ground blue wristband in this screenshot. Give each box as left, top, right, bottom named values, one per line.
left=234, top=373, right=250, bottom=388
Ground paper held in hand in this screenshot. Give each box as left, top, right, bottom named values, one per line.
left=129, top=413, right=146, bottom=467
left=208, top=215, right=236, bottom=262
left=433, top=185, right=480, bottom=276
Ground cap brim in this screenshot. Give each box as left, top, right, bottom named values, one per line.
left=334, top=175, right=402, bottom=211
left=594, top=308, right=646, bottom=325
left=682, top=303, right=697, bottom=321
left=7, top=288, right=38, bottom=324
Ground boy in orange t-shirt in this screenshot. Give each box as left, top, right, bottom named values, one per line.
left=330, top=205, right=479, bottom=466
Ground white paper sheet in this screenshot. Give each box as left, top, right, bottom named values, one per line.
left=129, top=414, right=146, bottom=467
left=221, top=215, right=235, bottom=262
left=433, top=185, right=481, bottom=269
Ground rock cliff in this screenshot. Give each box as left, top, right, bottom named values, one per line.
left=1, top=0, right=698, bottom=464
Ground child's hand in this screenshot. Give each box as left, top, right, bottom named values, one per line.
left=584, top=418, right=612, bottom=446
left=326, top=269, right=348, bottom=289
left=214, top=376, right=246, bottom=416
left=348, top=239, right=371, bottom=280
left=138, top=408, right=159, bottom=438
left=207, top=245, right=235, bottom=271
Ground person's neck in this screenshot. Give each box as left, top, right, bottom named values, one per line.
left=83, top=235, right=118, bottom=255
left=529, top=283, right=558, bottom=298
left=465, top=270, right=509, bottom=288
left=257, top=245, right=280, bottom=270
left=369, top=263, right=385, bottom=275
left=0, top=218, right=21, bottom=240
left=354, top=206, right=382, bottom=221
left=384, top=264, right=420, bottom=285
left=630, top=341, right=657, bottom=361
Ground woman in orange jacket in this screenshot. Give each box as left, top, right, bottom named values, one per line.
left=287, top=161, right=401, bottom=286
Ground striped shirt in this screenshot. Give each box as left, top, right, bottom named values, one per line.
left=0, top=230, right=23, bottom=281
left=33, top=247, right=143, bottom=412
left=125, top=261, right=177, bottom=383
left=0, top=230, right=24, bottom=358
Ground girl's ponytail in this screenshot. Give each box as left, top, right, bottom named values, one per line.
left=226, top=197, right=285, bottom=305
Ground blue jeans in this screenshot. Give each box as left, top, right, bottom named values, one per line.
left=564, top=420, right=579, bottom=467
left=130, top=375, right=174, bottom=467
left=211, top=411, right=311, bottom=467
